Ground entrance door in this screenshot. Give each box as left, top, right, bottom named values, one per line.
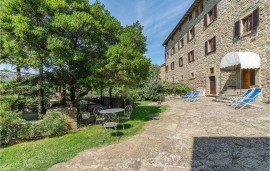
left=209, top=76, right=216, bottom=94
left=242, top=69, right=250, bottom=89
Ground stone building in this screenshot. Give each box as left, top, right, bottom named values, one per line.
left=162, top=0, right=270, bottom=96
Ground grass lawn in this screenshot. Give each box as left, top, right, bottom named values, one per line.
left=0, top=102, right=167, bottom=171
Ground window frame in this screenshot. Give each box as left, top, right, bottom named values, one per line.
left=179, top=57, right=183, bottom=67
left=178, top=38, right=184, bottom=49
left=171, top=62, right=175, bottom=70
left=171, top=47, right=175, bottom=55
left=205, top=36, right=216, bottom=55
left=188, top=50, right=195, bottom=63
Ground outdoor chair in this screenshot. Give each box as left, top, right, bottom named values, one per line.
left=233, top=87, right=263, bottom=110
left=188, top=90, right=201, bottom=102
left=183, top=91, right=192, bottom=101
left=118, top=105, right=132, bottom=130
left=229, top=88, right=254, bottom=106
left=93, top=106, right=104, bottom=124
left=103, top=113, right=119, bottom=136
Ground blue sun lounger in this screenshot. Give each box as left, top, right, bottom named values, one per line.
left=230, top=88, right=254, bottom=106
left=183, top=91, right=192, bottom=101
left=233, top=87, right=263, bottom=110
left=188, top=90, right=201, bottom=102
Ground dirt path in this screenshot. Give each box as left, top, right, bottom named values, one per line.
left=49, top=97, right=270, bottom=171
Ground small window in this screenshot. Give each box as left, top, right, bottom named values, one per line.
left=210, top=67, right=214, bottom=74
left=179, top=57, right=183, bottom=67
left=242, top=15, right=252, bottom=34
left=179, top=27, right=182, bottom=32
left=234, top=8, right=259, bottom=38
left=181, top=75, right=184, bottom=80
left=187, top=27, right=195, bottom=41
left=204, top=5, right=217, bottom=27
left=171, top=62, right=175, bottom=70
left=191, top=72, right=195, bottom=79
left=166, top=51, right=169, bottom=59
left=196, top=4, right=204, bottom=17
left=171, top=47, right=175, bottom=55
left=205, top=36, right=216, bottom=55
left=188, top=50, right=195, bottom=63
left=166, top=65, right=169, bottom=72
left=189, top=14, right=193, bottom=21
left=178, top=38, right=184, bottom=49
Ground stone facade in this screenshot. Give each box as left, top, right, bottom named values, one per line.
left=162, top=0, right=270, bottom=97
left=159, top=63, right=166, bottom=81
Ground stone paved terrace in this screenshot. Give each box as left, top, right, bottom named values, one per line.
left=49, top=97, right=270, bottom=171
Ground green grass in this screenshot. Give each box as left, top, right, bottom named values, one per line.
left=0, top=102, right=167, bottom=171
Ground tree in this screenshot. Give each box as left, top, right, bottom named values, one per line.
left=0, top=0, right=53, bottom=118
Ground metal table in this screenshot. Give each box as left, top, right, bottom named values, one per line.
left=99, top=108, right=124, bottom=114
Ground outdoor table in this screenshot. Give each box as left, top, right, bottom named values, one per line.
left=99, top=108, right=124, bottom=114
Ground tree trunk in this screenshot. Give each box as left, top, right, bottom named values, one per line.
left=109, top=86, right=112, bottom=107
left=16, top=67, right=21, bottom=82
left=120, top=85, right=125, bottom=107
left=100, top=84, right=103, bottom=105
left=38, top=63, right=45, bottom=119
left=70, top=79, right=76, bottom=104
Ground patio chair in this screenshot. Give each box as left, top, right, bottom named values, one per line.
left=229, top=88, right=254, bottom=106
left=233, top=87, right=263, bottom=110
left=188, top=90, right=201, bottom=102
left=118, top=105, right=132, bottom=130
left=93, top=106, right=104, bottom=124
left=103, top=113, right=118, bottom=136
left=183, top=91, right=192, bottom=101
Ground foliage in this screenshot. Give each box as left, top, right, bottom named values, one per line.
left=18, top=112, right=67, bottom=140
left=0, top=102, right=167, bottom=171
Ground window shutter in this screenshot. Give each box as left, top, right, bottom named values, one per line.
left=234, top=20, right=240, bottom=38
left=187, top=32, right=189, bottom=42
left=192, top=50, right=195, bottom=61
left=204, top=14, right=207, bottom=27
left=252, top=8, right=259, bottom=29
left=205, top=41, right=208, bottom=55
left=213, top=36, right=216, bottom=51
left=182, top=38, right=184, bottom=47
left=193, top=26, right=195, bottom=37
left=213, top=4, right=217, bottom=19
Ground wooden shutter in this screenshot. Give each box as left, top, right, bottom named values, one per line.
left=234, top=21, right=240, bottom=38
left=192, top=50, right=195, bottom=61
left=187, top=32, right=189, bottom=42
left=204, top=14, right=207, bottom=27
left=213, top=36, right=216, bottom=51
left=193, top=26, right=195, bottom=37
left=252, top=8, right=259, bottom=29
left=213, top=4, right=217, bottom=19
left=205, top=41, right=208, bottom=55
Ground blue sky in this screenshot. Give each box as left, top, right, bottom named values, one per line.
left=0, top=0, right=194, bottom=71
left=99, top=0, right=195, bottom=65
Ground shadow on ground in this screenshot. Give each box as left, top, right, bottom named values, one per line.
left=191, top=137, right=270, bottom=171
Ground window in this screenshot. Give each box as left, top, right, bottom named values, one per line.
left=210, top=67, right=214, bottom=74
left=178, top=38, right=184, bottom=49
left=188, top=50, right=195, bottom=63
left=196, top=4, right=204, bottom=17
left=166, top=51, right=169, bottom=59
left=189, top=14, right=193, bottom=21
left=166, top=65, right=168, bottom=72
left=179, top=57, right=183, bottom=67
left=187, top=27, right=195, bottom=41
left=181, top=75, right=184, bottom=80
left=179, top=27, right=182, bottom=32
left=171, top=47, right=175, bottom=55
left=234, top=8, right=259, bottom=38
left=205, top=36, right=216, bottom=55
left=190, top=72, right=195, bottom=79
left=204, top=4, right=217, bottom=27
left=171, top=62, right=175, bottom=70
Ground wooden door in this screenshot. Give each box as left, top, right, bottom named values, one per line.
left=209, top=76, right=216, bottom=94
left=242, top=69, right=250, bottom=89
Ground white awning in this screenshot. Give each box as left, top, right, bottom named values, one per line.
left=220, top=52, right=261, bottom=70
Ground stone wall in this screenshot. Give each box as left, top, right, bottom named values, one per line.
left=160, top=64, right=166, bottom=80
left=164, top=0, right=269, bottom=96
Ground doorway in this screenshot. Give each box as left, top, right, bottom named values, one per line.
left=209, top=76, right=216, bottom=94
